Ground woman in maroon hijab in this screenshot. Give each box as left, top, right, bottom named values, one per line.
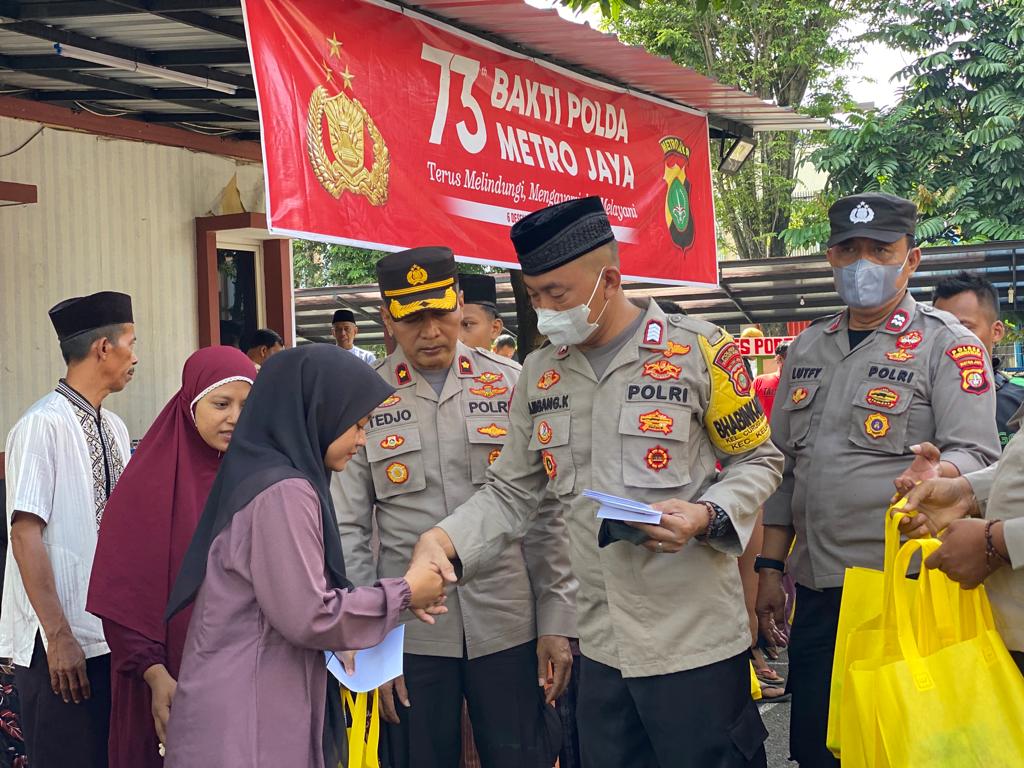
left=86, top=346, right=257, bottom=768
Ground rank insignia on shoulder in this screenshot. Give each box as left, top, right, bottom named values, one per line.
left=474, top=371, right=504, bottom=385
left=642, top=319, right=665, bottom=347
left=537, top=420, right=553, bottom=445
left=791, top=387, right=809, bottom=405
left=645, top=445, right=671, bottom=471
left=488, top=448, right=502, bottom=465
left=477, top=423, right=508, bottom=438
left=663, top=340, right=691, bottom=359
left=385, top=462, right=409, bottom=484
left=379, top=434, right=405, bottom=450
left=865, top=386, right=900, bottom=409
left=459, top=356, right=473, bottom=375
left=555, top=345, right=570, bottom=359
left=395, top=363, right=411, bottom=385
left=828, top=314, right=843, bottom=333
left=470, top=383, right=508, bottom=398
left=638, top=409, right=674, bottom=434
left=379, top=395, right=401, bottom=408
left=642, top=359, right=682, bottom=381
left=885, top=309, right=910, bottom=332
left=885, top=349, right=915, bottom=363
left=537, top=369, right=561, bottom=390
left=864, top=413, right=891, bottom=439
left=541, top=450, right=557, bottom=479
left=896, top=330, right=923, bottom=350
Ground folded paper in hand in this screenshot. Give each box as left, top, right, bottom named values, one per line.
left=325, top=624, right=405, bottom=693
left=582, top=489, right=662, bottom=524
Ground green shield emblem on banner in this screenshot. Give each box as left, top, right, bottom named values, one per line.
left=668, top=179, right=690, bottom=231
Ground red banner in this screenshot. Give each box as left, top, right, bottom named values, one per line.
left=738, top=336, right=795, bottom=357
left=242, top=0, right=718, bottom=286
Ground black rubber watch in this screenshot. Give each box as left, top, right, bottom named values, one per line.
left=754, top=555, right=786, bottom=574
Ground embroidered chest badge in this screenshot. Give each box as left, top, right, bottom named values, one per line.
left=379, top=394, right=401, bottom=408
left=642, top=359, right=682, bottom=381
left=477, top=423, right=508, bottom=438
left=537, top=369, right=561, bottom=390
left=638, top=409, right=674, bottom=435
left=474, top=371, right=504, bottom=385
left=864, top=413, right=891, bottom=439
left=645, top=445, right=671, bottom=471
left=896, top=330, right=923, bottom=350
left=865, top=387, right=900, bottom=409
left=791, top=387, right=809, bottom=405
left=663, top=340, right=691, bottom=359
left=385, top=462, right=409, bottom=484
left=470, top=383, right=508, bottom=398
left=537, top=420, right=553, bottom=445
left=488, top=448, right=502, bottom=465
left=885, top=349, right=915, bottom=363
left=379, top=434, right=405, bottom=450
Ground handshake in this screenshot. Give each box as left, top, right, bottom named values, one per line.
left=401, top=528, right=460, bottom=624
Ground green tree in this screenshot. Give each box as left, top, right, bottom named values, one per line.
left=292, top=240, right=382, bottom=288
left=609, top=0, right=862, bottom=258
left=786, top=0, right=1024, bottom=249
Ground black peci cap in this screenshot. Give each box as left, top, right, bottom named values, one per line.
left=510, top=196, right=615, bottom=276
left=459, top=273, right=497, bottom=310
left=48, top=291, right=133, bottom=342
left=827, top=192, right=918, bottom=247
left=332, top=309, right=355, bottom=324
left=376, top=246, right=459, bottom=320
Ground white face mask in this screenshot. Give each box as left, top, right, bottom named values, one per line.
left=536, top=268, right=609, bottom=347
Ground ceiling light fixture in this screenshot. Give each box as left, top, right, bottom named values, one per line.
left=54, top=42, right=238, bottom=96
left=718, top=136, right=757, bottom=175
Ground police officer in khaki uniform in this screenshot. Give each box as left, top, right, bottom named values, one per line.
left=411, top=198, right=784, bottom=768
left=755, top=193, right=1001, bottom=767
left=332, top=247, right=576, bottom=768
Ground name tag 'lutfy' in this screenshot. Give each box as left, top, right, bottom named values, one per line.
left=625, top=384, right=688, bottom=403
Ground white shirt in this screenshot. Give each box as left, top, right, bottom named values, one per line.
left=1, top=391, right=131, bottom=665
left=345, top=345, right=377, bottom=366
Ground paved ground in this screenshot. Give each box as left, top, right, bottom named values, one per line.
left=757, top=651, right=791, bottom=767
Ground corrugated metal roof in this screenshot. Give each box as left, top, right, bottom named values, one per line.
left=0, top=0, right=824, bottom=136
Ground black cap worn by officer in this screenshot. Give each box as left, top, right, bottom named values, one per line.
left=49, top=291, right=134, bottom=341
left=511, top=195, right=614, bottom=276
left=827, top=192, right=917, bottom=247
left=376, top=246, right=459, bottom=319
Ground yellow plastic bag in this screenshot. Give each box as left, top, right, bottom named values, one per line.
left=826, top=504, right=908, bottom=757
left=750, top=661, right=762, bottom=701
left=872, top=545, right=1024, bottom=767
left=343, top=689, right=381, bottom=768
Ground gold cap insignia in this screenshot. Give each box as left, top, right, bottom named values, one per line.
left=407, top=265, right=428, bottom=286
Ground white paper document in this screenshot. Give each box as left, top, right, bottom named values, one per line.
left=582, top=489, right=662, bottom=524
left=325, top=624, right=405, bottom=693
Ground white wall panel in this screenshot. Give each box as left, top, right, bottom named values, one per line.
left=0, top=116, right=265, bottom=441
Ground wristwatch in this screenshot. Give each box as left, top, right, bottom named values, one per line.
left=754, top=555, right=786, bottom=574
left=696, top=501, right=732, bottom=541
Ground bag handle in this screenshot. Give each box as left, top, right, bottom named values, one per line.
left=343, top=689, right=381, bottom=768
left=880, top=504, right=911, bottom=623
left=892, top=538, right=944, bottom=662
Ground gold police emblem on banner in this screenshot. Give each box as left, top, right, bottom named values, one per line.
left=660, top=136, right=695, bottom=251
left=306, top=34, right=390, bottom=206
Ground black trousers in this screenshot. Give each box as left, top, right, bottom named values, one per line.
left=575, top=652, right=767, bottom=768
left=382, top=640, right=553, bottom=768
left=786, top=585, right=843, bottom=768
left=13, top=633, right=111, bottom=768
left=1013, top=651, right=1024, bottom=676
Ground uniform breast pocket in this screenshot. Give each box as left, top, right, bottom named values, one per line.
left=528, top=411, right=575, bottom=496
left=848, top=381, right=914, bottom=455
left=617, top=403, right=692, bottom=489
left=779, top=382, right=821, bottom=449
left=465, top=417, right=511, bottom=486
left=365, top=428, right=427, bottom=499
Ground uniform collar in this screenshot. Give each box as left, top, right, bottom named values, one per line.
left=56, top=379, right=100, bottom=420
left=822, top=291, right=918, bottom=336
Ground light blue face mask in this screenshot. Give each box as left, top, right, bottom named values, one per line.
left=832, top=251, right=910, bottom=309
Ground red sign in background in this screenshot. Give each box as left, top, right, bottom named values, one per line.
left=738, top=336, right=795, bottom=357
left=242, top=0, right=718, bottom=285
